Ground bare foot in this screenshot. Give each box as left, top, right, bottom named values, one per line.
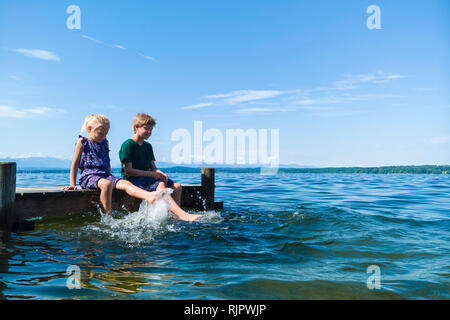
left=181, top=214, right=204, bottom=222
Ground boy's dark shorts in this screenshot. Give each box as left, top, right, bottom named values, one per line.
left=128, top=176, right=175, bottom=192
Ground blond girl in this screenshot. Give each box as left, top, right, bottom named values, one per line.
left=63, top=114, right=161, bottom=214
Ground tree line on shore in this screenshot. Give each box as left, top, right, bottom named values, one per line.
left=14, top=165, right=450, bottom=174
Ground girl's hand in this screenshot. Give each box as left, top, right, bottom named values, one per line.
left=62, top=185, right=78, bottom=190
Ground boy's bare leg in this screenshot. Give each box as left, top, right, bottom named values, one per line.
left=156, top=182, right=203, bottom=221
left=116, top=179, right=160, bottom=203
left=98, top=178, right=113, bottom=215
left=172, top=182, right=182, bottom=206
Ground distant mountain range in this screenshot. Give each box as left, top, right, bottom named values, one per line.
left=0, top=157, right=73, bottom=169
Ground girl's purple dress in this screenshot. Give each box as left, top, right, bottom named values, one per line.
left=78, top=136, right=122, bottom=189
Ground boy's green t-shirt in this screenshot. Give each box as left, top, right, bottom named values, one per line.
left=119, top=139, right=156, bottom=179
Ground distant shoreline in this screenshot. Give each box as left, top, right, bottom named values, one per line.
left=13, top=165, right=450, bottom=174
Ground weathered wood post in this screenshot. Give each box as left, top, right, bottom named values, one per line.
left=201, top=167, right=215, bottom=211
left=0, top=162, right=16, bottom=231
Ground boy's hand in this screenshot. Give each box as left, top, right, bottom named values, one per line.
left=159, top=172, right=168, bottom=183
left=154, top=171, right=168, bottom=183
left=62, top=185, right=78, bottom=190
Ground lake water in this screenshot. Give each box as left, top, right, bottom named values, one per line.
left=1, top=171, right=449, bottom=299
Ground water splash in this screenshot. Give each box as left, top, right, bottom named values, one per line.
left=199, top=210, right=224, bottom=224
left=82, top=189, right=224, bottom=246
left=86, top=190, right=179, bottom=247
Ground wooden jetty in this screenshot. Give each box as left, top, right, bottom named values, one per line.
left=0, top=163, right=222, bottom=232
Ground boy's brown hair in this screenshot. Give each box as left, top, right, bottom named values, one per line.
left=133, top=113, right=156, bottom=133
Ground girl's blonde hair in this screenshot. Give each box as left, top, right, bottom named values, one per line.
left=81, top=114, right=110, bottom=133
left=133, top=113, right=156, bottom=133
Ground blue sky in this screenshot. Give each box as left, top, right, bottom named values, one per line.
left=0, top=0, right=449, bottom=167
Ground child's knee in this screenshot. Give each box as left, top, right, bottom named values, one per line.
left=173, top=182, right=182, bottom=190
left=157, top=181, right=166, bottom=189
left=98, top=179, right=113, bottom=190
left=116, top=179, right=132, bottom=191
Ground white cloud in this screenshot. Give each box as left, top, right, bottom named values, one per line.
left=27, top=107, right=52, bottom=115
left=82, top=34, right=158, bottom=62
left=235, top=107, right=278, bottom=114
left=182, top=71, right=407, bottom=113
left=181, top=102, right=215, bottom=110
left=236, top=106, right=296, bottom=114
left=13, top=48, right=60, bottom=62
left=138, top=53, right=155, bottom=61
left=299, top=106, right=334, bottom=111
left=326, top=72, right=405, bottom=91
left=82, top=35, right=127, bottom=50
left=81, top=34, right=155, bottom=61
left=414, top=88, right=436, bottom=92
left=8, top=74, right=25, bottom=83
left=81, top=34, right=104, bottom=45
left=181, top=90, right=285, bottom=110
left=293, top=93, right=402, bottom=106
left=430, top=136, right=450, bottom=145
left=203, top=90, right=283, bottom=104
left=0, top=152, right=68, bottom=159
left=0, top=105, right=53, bottom=118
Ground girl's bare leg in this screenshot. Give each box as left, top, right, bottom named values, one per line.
left=156, top=182, right=203, bottom=221
left=97, top=178, right=113, bottom=215
left=115, top=179, right=160, bottom=203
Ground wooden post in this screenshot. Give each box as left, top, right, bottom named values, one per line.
left=201, top=167, right=215, bottom=211
left=0, top=162, right=16, bottom=231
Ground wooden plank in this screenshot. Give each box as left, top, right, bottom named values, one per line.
left=14, top=184, right=206, bottom=220
left=0, top=162, right=16, bottom=230
left=16, top=184, right=201, bottom=194
left=201, top=168, right=215, bottom=210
